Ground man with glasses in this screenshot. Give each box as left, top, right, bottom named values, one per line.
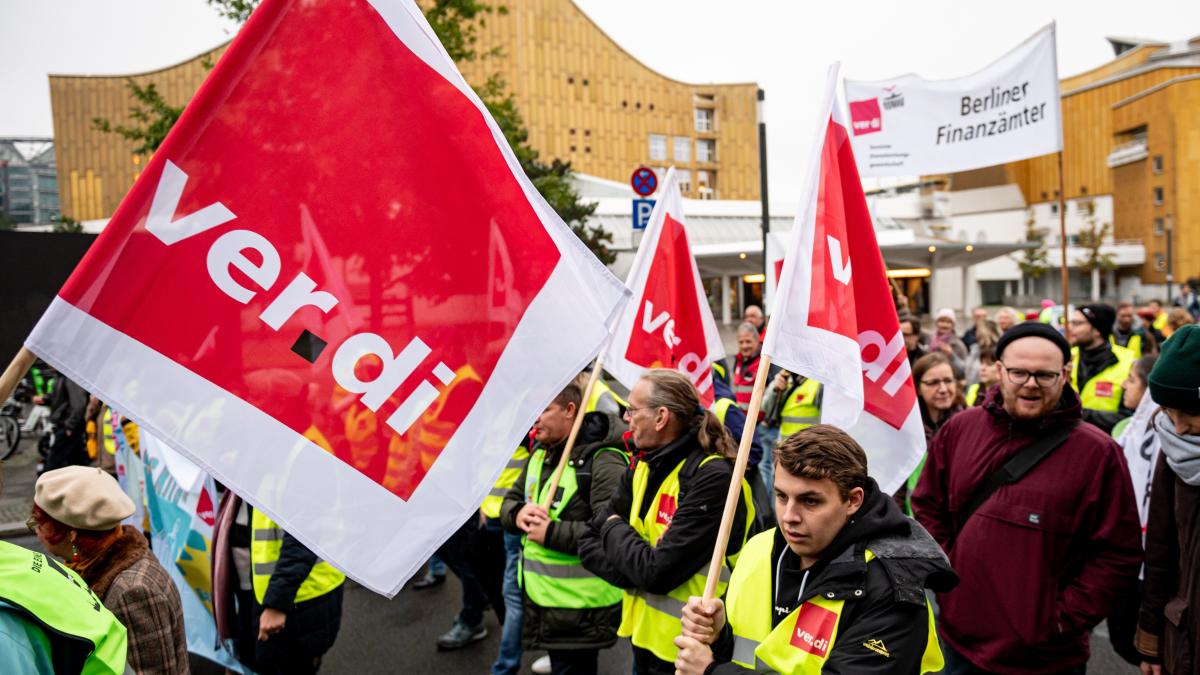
left=1067, top=304, right=1136, bottom=434
left=912, top=322, right=1142, bottom=674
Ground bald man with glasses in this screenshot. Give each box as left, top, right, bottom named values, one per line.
left=911, top=322, right=1142, bottom=674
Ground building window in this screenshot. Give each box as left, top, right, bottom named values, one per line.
left=673, top=136, right=691, bottom=162
left=695, top=108, right=715, bottom=133
left=696, top=138, right=716, bottom=162
left=1155, top=253, right=1167, bottom=272
left=1049, top=203, right=1058, bottom=215
left=648, top=134, right=667, bottom=161
left=1153, top=155, right=1164, bottom=174
left=1154, top=187, right=1164, bottom=205
left=1154, top=217, right=1165, bottom=236
left=676, top=169, right=691, bottom=194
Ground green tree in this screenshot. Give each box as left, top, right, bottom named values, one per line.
left=0, top=211, right=15, bottom=231
left=91, top=81, right=184, bottom=155
left=1075, top=199, right=1116, bottom=301
left=52, top=215, right=84, bottom=233
left=95, top=0, right=612, bottom=263
left=1016, top=208, right=1050, bottom=298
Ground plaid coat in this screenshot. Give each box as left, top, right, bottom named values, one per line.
left=85, top=526, right=190, bottom=675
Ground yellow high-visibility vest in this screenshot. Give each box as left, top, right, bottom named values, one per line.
left=726, top=530, right=943, bottom=673
left=617, top=454, right=755, bottom=663
left=1070, top=346, right=1134, bottom=414
left=481, top=444, right=531, bottom=519
left=779, top=378, right=821, bottom=437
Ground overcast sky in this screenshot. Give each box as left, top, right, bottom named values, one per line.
left=3, top=0, right=1198, bottom=203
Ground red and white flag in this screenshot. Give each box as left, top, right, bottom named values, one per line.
left=763, top=65, right=924, bottom=494
left=604, top=168, right=724, bottom=407
left=25, top=0, right=627, bottom=596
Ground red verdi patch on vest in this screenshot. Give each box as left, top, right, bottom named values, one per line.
left=1095, top=381, right=1113, bottom=398
left=789, top=602, right=837, bottom=657
left=656, top=494, right=677, bottom=526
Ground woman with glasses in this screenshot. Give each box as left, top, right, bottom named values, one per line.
left=899, top=352, right=965, bottom=514
left=30, top=466, right=189, bottom=674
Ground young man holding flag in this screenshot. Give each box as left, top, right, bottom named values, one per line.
left=674, top=425, right=955, bottom=674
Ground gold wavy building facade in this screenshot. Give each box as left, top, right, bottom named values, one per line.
left=49, top=0, right=760, bottom=222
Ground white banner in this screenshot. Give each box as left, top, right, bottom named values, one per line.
left=844, top=23, right=1062, bottom=177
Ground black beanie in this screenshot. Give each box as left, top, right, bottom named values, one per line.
left=1079, top=304, right=1116, bottom=340
left=996, top=322, right=1072, bottom=366
left=1149, top=324, right=1200, bottom=413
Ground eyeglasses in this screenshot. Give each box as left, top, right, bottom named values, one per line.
left=624, top=406, right=655, bottom=417
left=26, top=517, right=39, bottom=534
left=919, top=377, right=955, bottom=389
left=1000, top=364, right=1062, bottom=387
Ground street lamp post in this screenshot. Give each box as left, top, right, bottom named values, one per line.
left=1166, top=213, right=1174, bottom=304
left=757, top=88, right=769, bottom=298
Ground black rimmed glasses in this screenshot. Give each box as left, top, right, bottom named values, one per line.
left=1000, top=363, right=1062, bottom=387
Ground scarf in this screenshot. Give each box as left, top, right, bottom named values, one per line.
left=1156, top=412, right=1200, bottom=487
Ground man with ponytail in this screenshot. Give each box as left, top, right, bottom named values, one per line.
left=579, top=369, right=754, bottom=675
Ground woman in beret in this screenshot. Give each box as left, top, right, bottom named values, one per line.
left=30, top=465, right=189, bottom=675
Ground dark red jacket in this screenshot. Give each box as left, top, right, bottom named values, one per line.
left=911, top=385, right=1142, bottom=674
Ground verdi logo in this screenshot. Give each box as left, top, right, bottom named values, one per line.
left=848, top=98, right=882, bottom=136
left=789, top=602, right=838, bottom=657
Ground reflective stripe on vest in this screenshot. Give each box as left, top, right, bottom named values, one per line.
left=250, top=509, right=345, bottom=605
left=617, top=454, right=756, bottom=663
left=726, top=531, right=943, bottom=673
left=779, top=379, right=821, bottom=437
left=0, top=540, right=129, bottom=675
left=481, top=445, right=531, bottom=519
left=520, top=446, right=625, bottom=609
left=733, top=355, right=760, bottom=409
left=1070, top=346, right=1134, bottom=414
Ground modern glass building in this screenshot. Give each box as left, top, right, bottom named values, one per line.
left=0, top=138, right=60, bottom=225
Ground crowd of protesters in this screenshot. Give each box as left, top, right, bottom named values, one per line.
left=5, top=280, right=1200, bottom=675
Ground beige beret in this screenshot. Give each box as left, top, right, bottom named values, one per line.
left=34, top=466, right=135, bottom=531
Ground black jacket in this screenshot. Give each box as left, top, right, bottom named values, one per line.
left=709, top=480, right=958, bottom=674
left=48, top=376, right=88, bottom=434
left=578, top=428, right=748, bottom=595
left=251, top=511, right=344, bottom=657
left=500, top=411, right=629, bottom=650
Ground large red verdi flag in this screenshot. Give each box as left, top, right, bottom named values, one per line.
left=763, top=65, right=924, bottom=494
left=603, top=168, right=724, bottom=407
left=26, top=0, right=627, bottom=596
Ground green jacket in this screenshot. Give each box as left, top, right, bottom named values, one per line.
left=500, top=411, right=630, bottom=650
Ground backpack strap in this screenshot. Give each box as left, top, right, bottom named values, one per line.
left=955, top=421, right=1077, bottom=535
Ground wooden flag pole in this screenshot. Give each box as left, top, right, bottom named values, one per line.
left=703, top=353, right=772, bottom=601
left=539, top=357, right=605, bottom=510
left=1057, top=151, right=1070, bottom=320
left=0, top=347, right=37, bottom=406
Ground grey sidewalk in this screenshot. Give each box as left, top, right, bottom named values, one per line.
left=0, top=438, right=39, bottom=537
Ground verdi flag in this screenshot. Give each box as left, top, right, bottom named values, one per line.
left=843, top=23, right=1062, bottom=177
left=603, top=168, right=724, bottom=407
left=764, top=64, right=924, bottom=494
left=24, top=0, right=627, bottom=596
